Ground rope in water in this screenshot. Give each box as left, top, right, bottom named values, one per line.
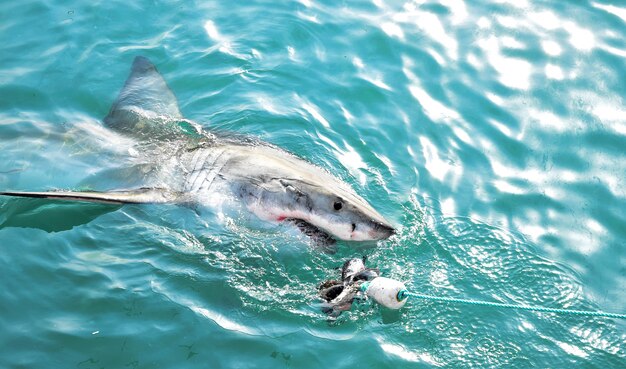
left=397, top=290, right=626, bottom=319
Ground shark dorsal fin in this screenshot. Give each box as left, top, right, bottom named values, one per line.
left=104, top=56, right=183, bottom=134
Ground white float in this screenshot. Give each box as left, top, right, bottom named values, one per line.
left=362, top=277, right=408, bottom=309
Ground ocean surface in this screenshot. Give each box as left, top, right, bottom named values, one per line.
left=1, top=0, right=625, bottom=368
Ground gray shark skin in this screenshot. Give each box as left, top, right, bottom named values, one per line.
left=1, top=56, right=395, bottom=246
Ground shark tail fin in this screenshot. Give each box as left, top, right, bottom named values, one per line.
left=0, top=187, right=183, bottom=204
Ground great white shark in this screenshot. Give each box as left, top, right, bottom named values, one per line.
left=0, top=56, right=395, bottom=247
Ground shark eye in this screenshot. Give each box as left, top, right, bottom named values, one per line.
left=333, top=201, right=343, bottom=211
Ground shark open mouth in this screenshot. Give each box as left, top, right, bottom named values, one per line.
left=286, top=218, right=337, bottom=253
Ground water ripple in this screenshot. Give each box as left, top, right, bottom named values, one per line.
left=1, top=0, right=626, bottom=368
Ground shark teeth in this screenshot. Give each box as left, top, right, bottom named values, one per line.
left=286, top=218, right=337, bottom=253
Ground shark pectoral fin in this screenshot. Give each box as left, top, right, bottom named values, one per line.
left=0, top=187, right=184, bottom=205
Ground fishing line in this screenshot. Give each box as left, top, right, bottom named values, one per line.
left=357, top=278, right=626, bottom=319
left=396, top=290, right=626, bottom=319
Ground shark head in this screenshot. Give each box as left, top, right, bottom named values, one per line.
left=279, top=177, right=396, bottom=241
left=231, top=146, right=396, bottom=243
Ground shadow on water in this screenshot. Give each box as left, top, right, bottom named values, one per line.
left=0, top=198, right=120, bottom=232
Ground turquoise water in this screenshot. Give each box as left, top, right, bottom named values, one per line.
left=1, top=0, right=625, bottom=367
